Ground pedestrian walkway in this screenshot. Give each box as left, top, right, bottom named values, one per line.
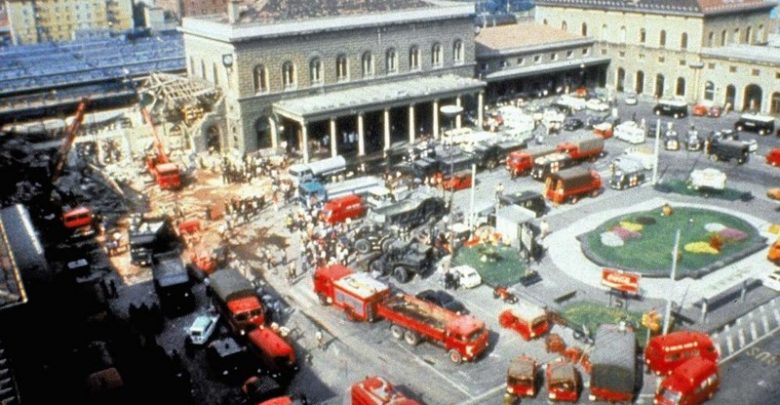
left=714, top=296, right=780, bottom=362
left=546, top=197, right=774, bottom=303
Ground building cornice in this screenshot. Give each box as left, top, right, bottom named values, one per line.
left=477, top=37, right=596, bottom=59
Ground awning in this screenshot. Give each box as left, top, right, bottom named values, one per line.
left=483, top=57, right=611, bottom=82
left=273, top=74, right=486, bottom=122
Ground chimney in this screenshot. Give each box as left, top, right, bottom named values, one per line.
left=228, top=0, right=241, bottom=24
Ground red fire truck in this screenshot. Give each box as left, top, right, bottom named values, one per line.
left=351, top=376, right=420, bottom=405
left=546, top=358, right=580, bottom=402
left=556, top=135, right=604, bottom=162
left=313, top=265, right=490, bottom=363
left=544, top=168, right=602, bottom=205
left=506, top=355, right=538, bottom=399
left=506, top=146, right=557, bottom=177
left=655, top=358, right=719, bottom=405
left=498, top=302, right=549, bottom=341
left=320, top=194, right=366, bottom=225
left=208, top=269, right=265, bottom=334
left=645, top=331, right=718, bottom=376
left=246, top=327, right=297, bottom=381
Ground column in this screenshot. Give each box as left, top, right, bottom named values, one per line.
left=329, top=118, right=338, bottom=157
left=357, top=113, right=365, bottom=156
left=383, top=108, right=391, bottom=151
left=269, top=119, right=278, bottom=149
left=455, top=96, right=462, bottom=128
left=408, top=104, right=416, bottom=144
left=301, top=121, right=309, bottom=163
left=477, top=92, right=484, bottom=129
left=432, top=100, right=440, bottom=139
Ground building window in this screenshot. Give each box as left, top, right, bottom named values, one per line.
left=704, top=81, right=715, bottom=101
left=734, top=28, right=740, bottom=44
left=680, top=33, right=688, bottom=49
left=707, top=32, right=714, bottom=47
left=708, top=63, right=715, bottom=69
left=361, top=51, right=374, bottom=78
left=550, top=52, right=558, bottom=61
left=658, top=56, right=665, bottom=63
left=336, top=54, right=349, bottom=80
left=729, top=66, right=737, bottom=73
left=200, top=60, right=206, bottom=79
left=517, top=57, right=524, bottom=65
left=386, top=48, right=397, bottom=73
left=213, top=63, right=219, bottom=85
left=776, top=72, right=780, bottom=79
left=676, top=77, right=686, bottom=96
left=282, top=61, right=295, bottom=88
left=409, top=46, right=420, bottom=70
left=721, top=30, right=727, bottom=46
left=601, top=24, right=608, bottom=41
left=660, top=30, right=667, bottom=47
left=758, top=25, right=765, bottom=43
left=534, top=55, right=541, bottom=64
left=566, top=50, right=573, bottom=59
left=620, top=26, right=626, bottom=43
left=480, top=63, right=489, bottom=72
left=431, top=43, right=442, bottom=67
left=562, top=21, right=568, bottom=31
left=254, top=65, right=267, bottom=92
left=582, top=48, right=589, bottom=56
left=752, top=68, right=760, bottom=76
left=745, top=26, right=752, bottom=44
left=501, top=60, right=510, bottom=69
left=679, top=60, right=686, bottom=66
left=581, top=22, right=588, bottom=36
left=639, top=28, right=646, bottom=44
left=639, top=54, right=645, bottom=60
left=310, top=58, right=322, bottom=84
left=601, top=49, right=607, bottom=55
left=543, top=19, right=548, bottom=25
left=453, top=40, right=464, bottom=64
left=619, top=51, right=625, bottom=58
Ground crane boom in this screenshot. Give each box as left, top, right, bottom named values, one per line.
left=141, top=107, right=169, bottom=164
left=51, top=98, right=89, bottom=182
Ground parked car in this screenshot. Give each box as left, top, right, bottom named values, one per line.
left=586, top=98, right=610, bottom=112
left=767, top=187, right=780, bottom=201
left=450, top=265, right=482, bottom=289
left=415, top=290, right=469, bottom=314
left=664, top=130, right=680, bottom=151
left=685, top=129, right=703, bottom=151
left=614, top=121, right=646, bottom=144
left=563, top=117, right=584, bottom=131
left=734, top=113, right=775, bottom=135
left=707, top=105, right=723, bottom=117
left=623, top=92, right=638, bottom=105
left=653, top=99, right=688, bottom=118
left=185, top=313, right=220, bottom=346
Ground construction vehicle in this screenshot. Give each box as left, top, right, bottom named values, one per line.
left=546, top=358, right=580, bottom=402
left=141, top=108, right=181, bottom=190
left=208, top=269, right=265, bottom=335
left=544, top=168, right=602, bottom=204
left=366, top=193, right=446, bottom=231
left=505, top=355, right=538, bottom=400
left=351, top=376, right=420, bottom=405
left=246, top=327, right=298, bottom=381
left=313, top=265, right=490, bottom=363
left=351, top=224, right=399, bottom=255
left=367, top=239, right=435, bottom=283
left=498, top=302, right=549, bottom=341
left=506, top=146, right=557, bottom=177
left=655, top=358, right=719, bottom=405
left=152, top=251, right=194, bottom=316
left=589, top=323, right=637, bottom=402
left=645, top=331, right=718, bottom=376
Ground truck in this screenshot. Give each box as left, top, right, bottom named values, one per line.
left=654, top=99, right=688, bottom=118
left=506, top=355, right=538, bottom=400
left=506, top=146, right=557, bottom=177
left=313, top=266, right=490, bottom=363
left=654, top=358, right=719, bottom=405
left=609, top=157, right=647, bottom=190
left=152, top=251, right=194, bottom=315
left=589, top=324, right=637, bottom=402
left=614, top=121, right=646, bottom=144
left=434, top=153, right=475, bottom=190
left=530, top=152, right=575, bottom=181
left=592, top=122, right=614, bottom=139
left=546, top=359, right=580, bottom=402
left=705, top=138, right=750, bottom=164
left=365, top=193, right=446, bottom=231
left=246, top=327, right=298, bottom=381
left=644, top=330, right=718, bottom=376
left=298, top=176, right=383, bottom=207
left=62, top=206, right=97, bottom=239
left=319, top=194, right=366, bottom=224
left=287, top=155, right=346, bottom=185
left=734, top=113, right=775, bottom=135
left=498, top=190, right=547, bottom=218
left=351, top=376, right=420, bottom=405
left=689, top=168, right=726, bottom=191
left=367, top=239, right=435, bottom=283
left=498, top=301, right=549, bottom=340
left=470, top=138, right=526, bottom=170
left=208, top=269, right=265, bottom=335
left=141, top=108, right=181, bottom=190
left=544, top=168, right=602, bottom=205
left=128, top=214, right=180, bottom=267
left=556, top=135, right=604, bottom=161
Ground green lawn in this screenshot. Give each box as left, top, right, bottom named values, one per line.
left=655, top=180, right=752, bottom=202
left=561, top=301, right=651, bottom=347
left=452, top=245, right=528, bottom=287
left=582, top=207, right=760, bottom=277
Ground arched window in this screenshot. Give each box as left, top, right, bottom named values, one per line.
left=620, top=26, right=626, bottom=43
left=386, top=48, right=397, bottom=73
left=309, top=58, right=322, bottom=84
left=639, top=28, right=646, bottom=44
left=200, top=60, right=206, bottom=79
left=409, top=46, right=420, bottom=70
left=680, top=33, right=688, bottom=49
left=561, top=21, right=568, bottom=31
left=758, top=25, right=765, bottom=43
left=704, top=81, right=715, bottom=101
left=453, top=40, right=463, bottom=64
left=581, top=23, right=588, bottom=36
left=745, top=26, right=752, bottom=44
left=771, top=92, right=780, bottom=114
left=431, top=43, right=442, bottom=67
left=660, top=30, right=667, bottom=47
left=616, top=67, right=625, bottom=92
left=543, top=19, right=548, bottom=25
left=655, top=74, right=665, bottom=98
left=212, top=63, right=219, bottom=85
left=707, top=32, right=714, bottom=47
left=361, top=52, right=374, bottom=78
left=601, top=24, right=608, bottom=41
left=282, top=61, right=295, bottom=88
left=734, top=28, right=740, bottom=44
left=336, top=54, right=349, bottom=80
left=635, top=71, right=644, bottom=94
left=253, top=65, right=267, bottom=93
left=676, top=77, right=686, bottom=96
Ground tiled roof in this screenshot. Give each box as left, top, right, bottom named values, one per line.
left=230, top=0, right=436, bottom=24
left=476, top=22, right=587, bottom=52
left=535, top=0, right=776, bottom=16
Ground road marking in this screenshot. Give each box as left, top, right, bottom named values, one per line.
left=762, top=315, right=770, bottom=334
left=392, top=340, right=475, bottom=400
left=751, top=322, right=758, bottom=341
left=457, top=383, right=505, bottom=405
left=721, top=325, right=780, bottom=364
left=748, top=311, right=755, bottom=319
left=759, top=304, right=767, bottom=314
left=738, top=329, right=746, bottom=347
left=724, top=323, right=731, bottom=332
left=773, top=309, right=780, bottom=323
left=726, top=334, right=734, bottom=354
left=715, top=341, right=721, bottom=356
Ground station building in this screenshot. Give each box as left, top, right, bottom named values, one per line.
left=534, top=0, right=780, bottom=113
left=181, top=0, right=486, bottom=160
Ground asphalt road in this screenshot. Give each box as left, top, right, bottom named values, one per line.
left=718, top=327, right=780, bottom=405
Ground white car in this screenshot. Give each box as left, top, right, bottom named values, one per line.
left=451, top=265, right=482, bottom=289
left=614, top=121, right=646, bottom=144
left=689, top=168, right=726, bottom=191
left=586, top=98, right=610, bottom=112
left=623, top=93, right=638, bottom=105
left=186, top=313, right=220, bottom=346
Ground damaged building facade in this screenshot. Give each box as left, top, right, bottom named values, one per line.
left=181, top=0, right=486, bottom=159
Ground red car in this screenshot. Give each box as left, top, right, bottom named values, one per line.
left=767, top=148, right=780, bottom=167
left=692, top=104, right=722, bottom=118
left=707, top=106, right=722, bottom=118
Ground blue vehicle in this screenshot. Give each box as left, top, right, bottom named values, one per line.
left=298, top=176, right=383, bottom=207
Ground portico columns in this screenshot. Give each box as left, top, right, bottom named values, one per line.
left=269, top=118, right=278, bottom=149
left=357, top=113, right=365, bottom=156
left=383, top=108, right=391, bottom=151
left=408, top=104, right=416, bottom=143
left=477, top=92, right=484, bottom=129
left=329, top=118, right=338, bottom=157
left=301, top=121, right=309, bottom=163
left=432, top=100, right=440, bottom=139
left=455, top=96, right=463, bottom=128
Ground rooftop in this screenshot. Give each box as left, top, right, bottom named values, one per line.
left=535, top=0, right=777, bottom=16
left=226, top=0, right=435, bottom=24
left=701, top=44, right=780, bottom=65
left=476, top=22, right=590, bottom=54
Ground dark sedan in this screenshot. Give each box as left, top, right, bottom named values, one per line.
left=416, top=290, right=469, bottom=314
left=563, top=117, right=584, bottom=131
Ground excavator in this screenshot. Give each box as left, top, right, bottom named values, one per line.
left=141, top=107, right=181, bottom=190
